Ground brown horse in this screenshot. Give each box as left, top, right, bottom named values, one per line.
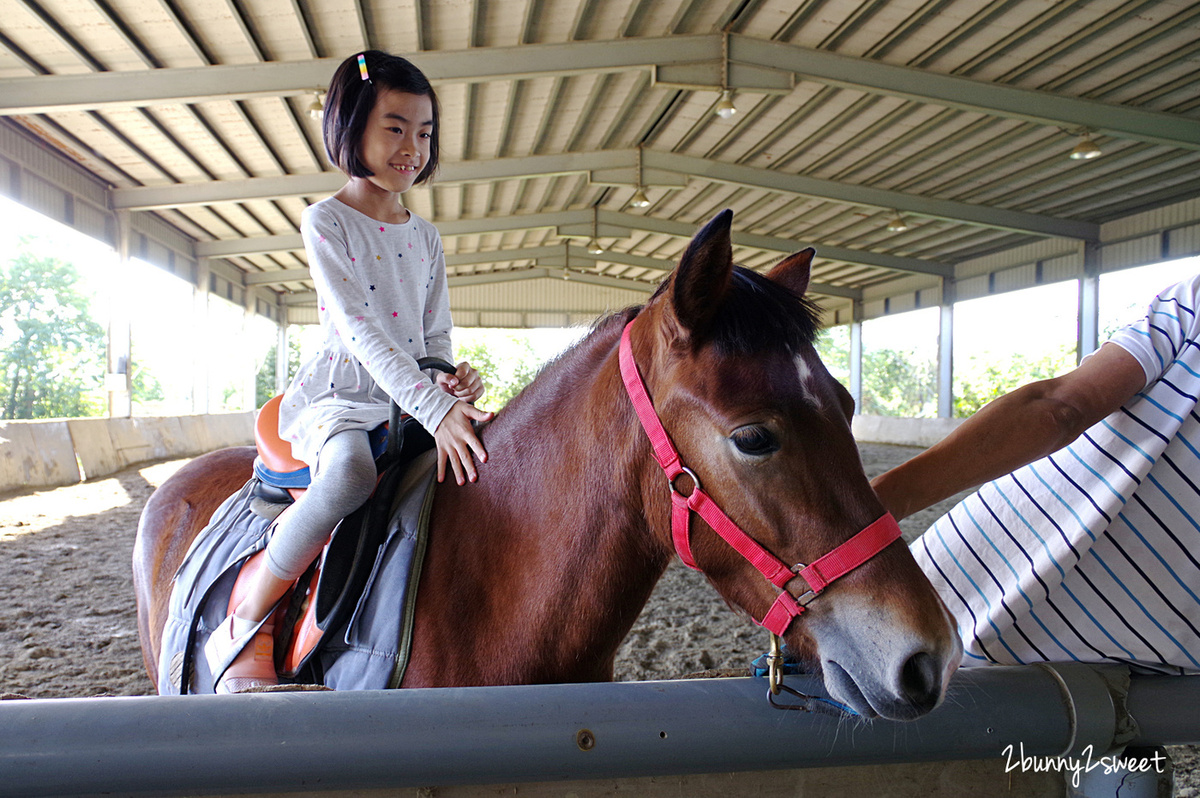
left=135, top=210, right=961, bottom=720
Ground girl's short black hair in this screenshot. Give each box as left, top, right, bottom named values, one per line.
left=322, top=50, right=440, bottom=185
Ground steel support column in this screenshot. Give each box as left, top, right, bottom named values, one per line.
left=275, top=319, right=289, bottom=397
left=105, top=211, right=133, bottom=418
left=938, top=278, right=956, bottom=419
left=848, top=300, right=864, bottom=414
left=1078, top=242, right=1101, bottom=361
left=191, top=258, right=211, bottom=414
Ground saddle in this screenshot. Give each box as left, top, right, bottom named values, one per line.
left=236, top=358, right=452, bottom=683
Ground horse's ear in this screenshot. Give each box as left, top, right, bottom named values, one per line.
left=669, top=209, right=734, bottom=340
left=767, top=248, right=814, bottom=297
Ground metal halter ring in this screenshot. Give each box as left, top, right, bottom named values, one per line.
left=668, top=466, right=701, bottom=498
left=767, top=633, right=785, bottom=695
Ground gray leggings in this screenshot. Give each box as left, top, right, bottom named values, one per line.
left=264, top=429, right=378, bottom=580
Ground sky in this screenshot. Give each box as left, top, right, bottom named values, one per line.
left=2, top=193, right=1197, bottom=415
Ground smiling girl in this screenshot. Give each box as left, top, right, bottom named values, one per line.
left=205, top=51, right=491, bottom=693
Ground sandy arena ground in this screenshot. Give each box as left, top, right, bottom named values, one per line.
left=0, top=442, right=1195, bottom=794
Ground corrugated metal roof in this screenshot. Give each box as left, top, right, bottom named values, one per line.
left=2, top=0, right=1200, bottom=326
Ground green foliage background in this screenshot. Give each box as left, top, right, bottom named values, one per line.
left=0, top=244, right=105, bottom=419
left=257, top=331, right=543, bottom=414
left=815, top=325, right=1075, bottom=419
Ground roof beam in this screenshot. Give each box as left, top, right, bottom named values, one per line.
left=196, top=233, right=304, bottom=258
left=0, top=36, right=718, bottom=116
left=3, top=34, right=1197, bottom=152
left=114, top=150, right=1088, bottom=240
left=243, top=267, right=310, bottom=285
left=643, top=151, right=1098, bottom=240
left=728, top=36, right=1200, bottom=152
left=450, top=268, right=655, bottom=293
left=597, top=210, right=952, bottom=278
left=239, top=239, right=860, bottom=299
left=189, top=206, right=942, bottom=279
left=110, top=152, right=631, bottom=211
left=448, top=245, right=860, bottom=299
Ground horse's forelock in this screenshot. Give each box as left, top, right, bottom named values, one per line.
left=544, top=267, right=816, bottom=374
left=645, top=265, right=819, bottom=355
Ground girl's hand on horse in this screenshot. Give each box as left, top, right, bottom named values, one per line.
left=434, top=401, right=493, bottom=485
left=436, top=362, right=486, bottom=404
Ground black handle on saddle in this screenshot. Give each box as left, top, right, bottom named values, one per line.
left=386, top=357, right=458, bottom=463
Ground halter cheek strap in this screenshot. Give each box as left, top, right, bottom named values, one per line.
left=618, top=321, right=901, bottom=637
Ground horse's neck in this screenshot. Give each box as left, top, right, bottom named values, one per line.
left=415, top=320, right=673, bottom=683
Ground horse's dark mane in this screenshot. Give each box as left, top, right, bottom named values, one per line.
left=647, top=265, right=821, bottom=355
left=492, top=266, right=819, bottom=424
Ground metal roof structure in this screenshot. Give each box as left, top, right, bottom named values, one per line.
left=2, top=0, right=1200, bottom=329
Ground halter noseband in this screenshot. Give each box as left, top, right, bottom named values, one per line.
left=618, top=320, right=902, bottom=637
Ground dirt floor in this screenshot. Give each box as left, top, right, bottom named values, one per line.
left=0, top=442, right=1195, bottom=794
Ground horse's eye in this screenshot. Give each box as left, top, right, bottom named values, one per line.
left=731, top=425, right=779, bottom=457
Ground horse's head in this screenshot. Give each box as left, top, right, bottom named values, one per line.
left=626, top=209, right=962, bottom=720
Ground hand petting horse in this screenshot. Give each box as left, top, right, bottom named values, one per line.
left=134, top=210, right=961, bottom=720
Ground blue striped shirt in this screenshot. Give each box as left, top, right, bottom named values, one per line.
left=914, top=275, right=1200, bottom=674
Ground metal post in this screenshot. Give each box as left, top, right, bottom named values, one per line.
left=105, top=210, right=133, bottom=418
left=275, top=317, right=289, bottom=397
left=937, top=277, right=956, bottom=419
left=849, top=302, right=863, bottom=414
left=241, top=287, right=257, bottom=411
left=2, top=665, right=1191, bottom=798
left=192, top=258, right=211, bottom=414
left=1078, top=242, right=1101, bottom=361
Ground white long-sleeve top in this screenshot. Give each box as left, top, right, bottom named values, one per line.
left=278, top=197, right=459, bottom=466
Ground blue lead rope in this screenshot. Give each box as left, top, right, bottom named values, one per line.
left=750, top=650, right=860, bottom=716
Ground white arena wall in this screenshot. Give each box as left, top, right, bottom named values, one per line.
left=0, top=412, right=254, bottom=494
left=0, top=410, right=957, bottom=495
left=852, top=414, right=965, bottom=448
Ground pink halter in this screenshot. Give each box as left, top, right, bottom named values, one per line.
left=618, top=320, right=902, bottom=636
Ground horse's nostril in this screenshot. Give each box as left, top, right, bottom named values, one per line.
left=899, top=651, right=941, bottom=710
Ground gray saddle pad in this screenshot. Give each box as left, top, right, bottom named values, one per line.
left=158, top=450, right=437, bottom=694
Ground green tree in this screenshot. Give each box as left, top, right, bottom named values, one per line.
left=0, top=244, right=105, bottom=419
left=815, top=325, right=851, bottom=387
left=861, top=347, right=938, bottom=418
left=953, top=347, right=1075, bottom=418
left=256, top=336, right=304, bottom=408
left=455, top=337, right=540, bottom=413
left=130, top=359, right=166, bottom=408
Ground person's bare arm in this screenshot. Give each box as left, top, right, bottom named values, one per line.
left=871, top=343, right=1148, bottom=521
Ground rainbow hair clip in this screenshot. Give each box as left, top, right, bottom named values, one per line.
left=357, top=53, right=370, bottom=82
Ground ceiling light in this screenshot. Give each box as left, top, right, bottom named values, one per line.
left=586, top=238, right=605, bottom=255
left=715, top=89, right=737, bottom=120
left=886, top=212, right=910, bottom=233
left=307, top=92, right=324, bottom=121
left=1069, top=133, right=1101, bottom=160
left=629, top=187, right=651, bottom=208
